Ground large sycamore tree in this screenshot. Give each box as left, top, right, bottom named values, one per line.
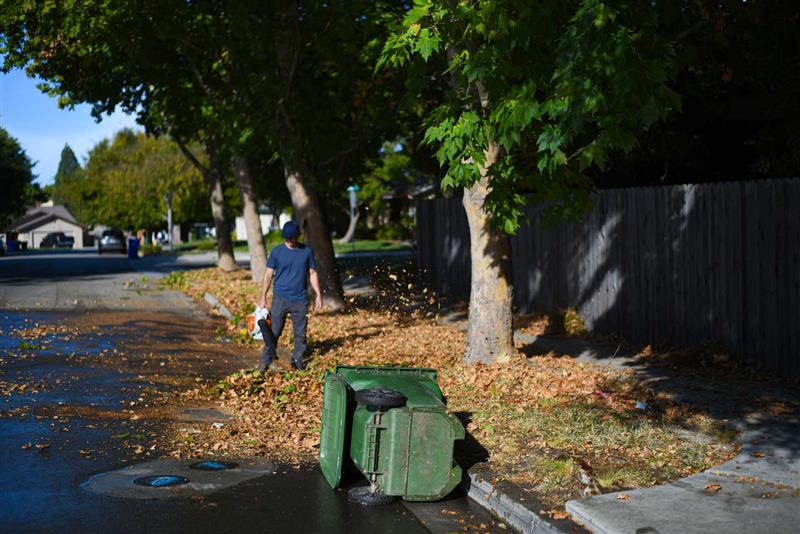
left=163, top=1, right=408, bottom=296
left=381, top=0, right=716, bottom=363
left=196, top=1, right=411, bottom=300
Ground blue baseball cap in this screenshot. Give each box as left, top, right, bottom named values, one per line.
left=282, top=220, right=300, bottom=239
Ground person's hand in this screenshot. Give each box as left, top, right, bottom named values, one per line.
left=314, top=294, right=323, bottom=312
left=258, top=296, right=266, bottom=310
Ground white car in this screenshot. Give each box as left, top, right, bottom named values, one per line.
left=98, top=230, right=127, bottom=254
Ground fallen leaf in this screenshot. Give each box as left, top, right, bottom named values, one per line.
left=752, top=451, right=765, bottom=458
left=705, top=483, right=722, bottom=494
left=21, top=442, right=32, bottom=450
left=35, top=442, right=51, bottom=450
left=617, top=494, right=630, bottom=501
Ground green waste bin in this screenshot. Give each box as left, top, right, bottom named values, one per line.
left=319, top=365, right=465, bottom=504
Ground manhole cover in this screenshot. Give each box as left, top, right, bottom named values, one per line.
left=133, top=475, right=190, bottom=488
left=189, top=460, right=239, bottom=471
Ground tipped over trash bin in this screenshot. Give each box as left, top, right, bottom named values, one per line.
left=319, top=365, right=465, bottom=505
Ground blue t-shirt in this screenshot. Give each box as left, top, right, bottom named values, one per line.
left=267, top=243, right=317, bottom=302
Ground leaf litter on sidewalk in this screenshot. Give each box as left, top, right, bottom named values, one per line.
left=162, top=267, right=739, bottom=509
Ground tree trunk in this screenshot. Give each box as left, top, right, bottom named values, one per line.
left=174, top=139, right=236, bottom=272
left=284, top=163, right=346, bottom=310
left=462, top=140, right=515, bottom=364
left=271, top=206, right=282, bottom=231
left=337, top=209, right=360, bottom=244
left=273, top=0, right=344, bottom=309
left=208, top=162, right=237, bottom=272
left=233, top=156, right=268, bottom=283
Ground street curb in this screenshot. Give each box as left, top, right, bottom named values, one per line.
left=460, top=472, right=570, bottom=534
left=202, top=291, right=235, bottom=322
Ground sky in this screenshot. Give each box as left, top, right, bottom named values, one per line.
left=1, top=69, right=139, bottom=186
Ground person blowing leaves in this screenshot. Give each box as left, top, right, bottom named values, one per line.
left=256, top=221, right=323, bottom=372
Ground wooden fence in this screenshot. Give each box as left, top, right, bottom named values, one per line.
left=416, top=179, right=800, bottom=376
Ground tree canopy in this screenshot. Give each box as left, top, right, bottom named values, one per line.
left=597, top=1, right=800, bottom=186
left=54, top=144, right=80, bottom=183
left=0, top=1, right=422, bottom=298
left=379, top=0, right=706, bottom=232
left=61, top=130, right=209, bottom=230
left=0, top=127, right=41, bottom=227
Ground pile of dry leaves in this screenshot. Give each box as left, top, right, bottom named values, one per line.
left=163, top=267, right=738, bottom=508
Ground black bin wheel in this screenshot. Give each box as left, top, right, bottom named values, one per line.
left=348, top=485, right=397, bottom=506
left=354, top=388, right=406, bottom=410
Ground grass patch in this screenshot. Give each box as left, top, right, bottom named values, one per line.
left=160, top=271, right=190, bottom=291
left=177, top=235, right=411, bottom=256
left=230, top=237, right=411, bottom=255
left=332, top=239, right=411, bottom=255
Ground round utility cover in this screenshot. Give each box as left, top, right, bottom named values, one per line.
left=133, top=475, right=189, bottom=488
left=189, top=461, right=239, bottom=471
left=319, top=372, right=348, bottom=489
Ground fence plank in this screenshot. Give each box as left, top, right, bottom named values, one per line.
left=787, top=180, right=800, bottom=375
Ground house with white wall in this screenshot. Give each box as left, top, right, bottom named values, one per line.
left=6, top=203, right=84, bottom=248
left=234, top=209, right=290, bottom=241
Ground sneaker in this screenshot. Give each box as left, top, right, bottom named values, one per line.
left=291, top=360, right=305, bottom=371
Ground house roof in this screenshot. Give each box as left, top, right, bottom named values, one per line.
left=7, top=205, right=82, bottom=233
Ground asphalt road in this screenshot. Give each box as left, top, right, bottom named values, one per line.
left=0, top=249, right=501, bottom=534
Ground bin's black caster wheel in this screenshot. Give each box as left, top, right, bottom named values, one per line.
left=355, top=388, right=407, bottom=410
left=348, top=486, right=397, bottom=506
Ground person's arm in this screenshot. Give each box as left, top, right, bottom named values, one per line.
left=258, top=267, right=274, bottom=309
left=309, top=268, right=323, bottom=311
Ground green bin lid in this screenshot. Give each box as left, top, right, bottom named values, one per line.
left=319, top=372, right=348, bottom=489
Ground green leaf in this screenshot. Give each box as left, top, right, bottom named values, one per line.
left=415, top=28, right=440, bottom=61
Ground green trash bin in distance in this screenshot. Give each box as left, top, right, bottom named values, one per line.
left=319, top=365, right=465, bottom=502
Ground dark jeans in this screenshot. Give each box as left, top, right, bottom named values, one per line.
left=259, top=294, right=308, bottom=369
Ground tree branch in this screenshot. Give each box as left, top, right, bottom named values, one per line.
left=175, top=138, right=209, bottom=177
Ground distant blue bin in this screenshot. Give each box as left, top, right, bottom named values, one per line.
left=127, top=238, right=139, bottom=259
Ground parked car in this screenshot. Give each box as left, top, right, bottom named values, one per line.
left=40, top=232, right=74, bottom=248
left=98, top=230, right=126, bottom=254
